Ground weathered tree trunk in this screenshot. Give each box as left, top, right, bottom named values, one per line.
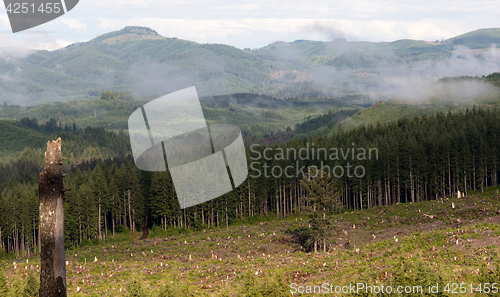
left=33, top=216, right=36, bottom=252
left=123, top=190, right=127, bottom=229
left=39, top=138, right=68, bottom=297
left=132, top=209, right=136, bottom=233
left=98, top=196, right=101, bottom=240
left=248, top=180, right=251, bottom=218
left=14, top=223, right=18, bottom=257
left=21, top=229, right=25, bottom=256
left=104, top=213, right=107, bottom=240
left=112, top=196, right=115, bottom=238
left=226, top=204, right=228, bottom=229
left=128, top=190, right=132, bottom=233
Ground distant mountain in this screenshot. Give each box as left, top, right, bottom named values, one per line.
left=1, top=26, right=500, bottom=105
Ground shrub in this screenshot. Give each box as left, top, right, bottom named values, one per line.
left=115, top=225, right=130, bottom=234
left=22, top=273, right=39, bottom=297
left=9, top=280, right=23, bottom=297
left=286, top=226, right=318, bottom=252
left=388, top=257, right=447, bottom=296
left=0, top=272, right=8, bottom=297
left=127, top=279, right=147, bottom=297
left=477, top=259, right=500, bottom=296
left=156, top=273, right=195, bottom=297
left=238, top=269, right=290, bottom=297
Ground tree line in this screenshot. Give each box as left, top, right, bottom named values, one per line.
left=1, top=106, right=500, bottom=256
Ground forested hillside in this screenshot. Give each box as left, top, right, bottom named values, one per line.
left=2, top=26, right=500, bottom=105
left=0, top=117, right=131, bottom=166
left=0, top=91, right=364, bottom=162
left=1, top=105, right=499, bottom=256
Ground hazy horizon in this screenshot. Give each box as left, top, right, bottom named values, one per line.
left=2, top=0, right=500, bottom=50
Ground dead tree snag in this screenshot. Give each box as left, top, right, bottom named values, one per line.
left=39, top=138, right=69, bottom=297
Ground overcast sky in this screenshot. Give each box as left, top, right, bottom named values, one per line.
left=1, top=0, right=500, bottom=51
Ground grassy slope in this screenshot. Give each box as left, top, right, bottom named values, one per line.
left=2, top=186, right=500, bottom=296
left=340, top=74, right=500, bottom=131
left=340, top=100, right=458, bottom=130
left=341, top=97, right=500, bottom=132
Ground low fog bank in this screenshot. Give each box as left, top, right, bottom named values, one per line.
left=306, top=45, right=500, bottom=103
left=2, top=37, right=500, bottom=106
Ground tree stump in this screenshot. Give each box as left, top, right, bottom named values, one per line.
left=39, top=138, right=68, bottom=297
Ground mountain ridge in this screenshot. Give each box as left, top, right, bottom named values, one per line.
left=1, top=26, right=500, bottom=105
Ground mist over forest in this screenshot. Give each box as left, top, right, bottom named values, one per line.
left=1, top=26, right=500, bottom=106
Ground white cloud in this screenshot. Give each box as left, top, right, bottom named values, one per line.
left=0, top=14, right=9, bottom=27
left=59, top=18, right=87, bottom=30
left=406, top=20, right=455, bottom=41
left=69, top=0, right=500, bottom=21
left=93, top=17, right=473, bottom=48
left=0, top=0, right=499, bottom=50
left=0, top=31, right=72, bottom=51
left=0, top=47, right=35, bottom=59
